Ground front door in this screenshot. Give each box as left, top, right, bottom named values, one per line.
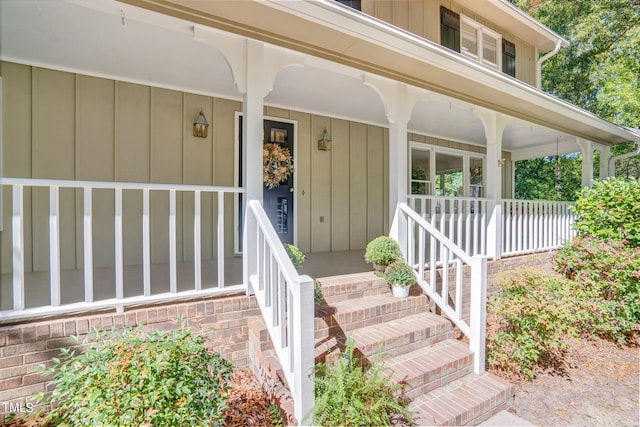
left=262, top=120, right=295, bottom=245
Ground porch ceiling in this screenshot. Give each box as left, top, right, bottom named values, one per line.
left=0, top=0, right=633, bottom=159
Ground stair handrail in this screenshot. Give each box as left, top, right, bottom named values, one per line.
left=392, top=202, right=488, bottom=374
left=244, top=200, right=315, bottom=422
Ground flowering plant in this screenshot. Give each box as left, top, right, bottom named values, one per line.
left=263, top=143, right=294, bottom=189
left=384, top=261, right=415, bottom=287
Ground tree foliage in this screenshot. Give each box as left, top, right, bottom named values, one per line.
left=510, top=0, right=640, bottom=197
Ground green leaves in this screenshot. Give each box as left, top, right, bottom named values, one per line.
left=572, top=177, right=640, bottom=246
left=364, top=236, right=402, bottom=267
left=311, top=338, right=410, bottom=426
left=39, top=323, right=233, bottom=426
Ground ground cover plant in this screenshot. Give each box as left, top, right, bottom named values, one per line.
left=310, top=338, right=410, bottom=426
left=35, top=322, right=233, bottom=426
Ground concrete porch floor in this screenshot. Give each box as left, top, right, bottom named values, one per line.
left=1, top=250, right=371, bottom=311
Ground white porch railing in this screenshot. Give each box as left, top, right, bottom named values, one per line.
left=244, top=200, right=314, bottom=423
left=502, top=199, right=576, bottom=257
left=408, top=195, right=489, bottom=257
left=0, top=178, right=245, bottom=321
left=392, top=203, right=487, bottom=374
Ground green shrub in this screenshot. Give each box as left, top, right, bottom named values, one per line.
left=384, top=261, right=415, bottom=287
left=311, top=338, right=410, bottom=426
left=487, top=271, right=598, bottom=379
left=572, top=177, right=640, bottom=247
left=364, top=236, right=402, bottom=268
left=285, top=244, right=306, bottom=269
left=554, top=237, right=640, bottom=343
left=36, top=323, right=233, bottom=426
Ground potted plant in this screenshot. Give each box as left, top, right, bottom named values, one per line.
left=285, top=244, right=306, bottom=269
left=384, top=261, right=415, bottom=298
left=364, top=236, right=402, bottom=276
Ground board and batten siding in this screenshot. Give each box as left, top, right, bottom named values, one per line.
left=0, top=62, right=392, bottom=276
left=264, top=107, right=390, bottom=254
left=0, top=62, right=239, bottom=275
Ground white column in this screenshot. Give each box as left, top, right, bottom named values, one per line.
left=476, top=109, right=507, bottom=260
left=388, top=88, right=411, bottom=223
left=243, top=39, right=266, bottom=203
left=577, top=138, right=594, bottom=188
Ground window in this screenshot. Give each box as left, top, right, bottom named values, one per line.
left=440, top=7, right=460, bottom=52
left=502, top=39, right=516, bottom=77
left=335, top=0, right=361, bottom=11
left=441, top=7, right=510, bottom=73
left=411, top=148, right=431, bottom=195
left=461, top=16, right=501, bottom=69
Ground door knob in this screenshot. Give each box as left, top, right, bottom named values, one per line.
left=289, top=188, right=295, bottom=193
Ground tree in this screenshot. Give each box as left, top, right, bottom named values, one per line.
left=511, top=0, right=640, bottom=197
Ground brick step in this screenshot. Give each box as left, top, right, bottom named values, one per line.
left=314, top=272, right=389, bottom=304
left=385, top=340, right=473, bottom=400
left=314, top=292, right=430, bottom=340
left=314, top=311, right=453, bottom=364
left=407, top=372, right=515, bottom=426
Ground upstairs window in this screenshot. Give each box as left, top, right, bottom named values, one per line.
left=461, top=16, right=501, bottom=69
left=440, top=7, right=511, bottom=74
left=335, top=0, right=361, bottom=11
left=502, top=39, right=516, bottom=77
left=440, top=7, right=461, bottom=52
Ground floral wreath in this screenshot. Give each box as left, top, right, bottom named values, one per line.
left=263, top=143, right=294, bottom=189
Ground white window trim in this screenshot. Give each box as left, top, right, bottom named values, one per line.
left=410, top=142, right=487, bottom=198
left=460, top=15, right=502, bottom=70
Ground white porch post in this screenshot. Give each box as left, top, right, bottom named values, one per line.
left=577, top=138, right=594, bottom=188
left=242, top=39, right=266, bottom=295
left=362, top=77, right=422, bottom=252
left=476, top=109, right=507, bottom=260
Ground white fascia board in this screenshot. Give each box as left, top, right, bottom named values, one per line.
left=264, top=0, right=637, bottom=145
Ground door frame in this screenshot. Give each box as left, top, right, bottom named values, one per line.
left=234, top=112, right=298, bottom=254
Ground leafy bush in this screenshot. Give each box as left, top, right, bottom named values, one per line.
left=311, top=338, right=410, bottom=426
left=384, top=261, right=416, bottom=287
left=487, top=271, right=598, bottom=379
left=285, top=244, right=306, bottom=269
left=364, top=236, right=402, bottom=268
left=36, top=323, right=233, bottom=426
left=554, top=237, right=640, bottom=343
left=572, top=177, right=640, bottom=247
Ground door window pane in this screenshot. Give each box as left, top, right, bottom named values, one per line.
left=469, top=157, right=484, bottom=197
left=435, top=152, right=463, bottom=196
left=411, top=148, right=431, bottom=195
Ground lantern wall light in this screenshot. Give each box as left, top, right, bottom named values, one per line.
left=318, top=128, right=331, bottom=151
left=193, top=109, right=209, bottom=138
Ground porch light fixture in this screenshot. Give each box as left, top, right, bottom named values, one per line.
left=318, top=128, right=331, bottom=151
left=193, top=109, right=209, bottom=138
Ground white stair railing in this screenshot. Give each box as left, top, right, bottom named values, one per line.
left=0, top=178, right=245, bottom=321
left=502, top=199, right=576, bottom=256
left=244, top=200, right=314, bottom=423
left=392, top=203, right=488, bottom=374
left=408, top=195, right=489, bottom=257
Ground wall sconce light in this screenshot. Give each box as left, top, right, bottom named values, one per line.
left=193, top=109, right=209, bottom=138
left=318, top=128, right=331, bottom=151
left=497, top=158, right=506, bottom=167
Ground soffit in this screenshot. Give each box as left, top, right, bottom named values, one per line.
left=119, top=0, right=637, bottom=146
